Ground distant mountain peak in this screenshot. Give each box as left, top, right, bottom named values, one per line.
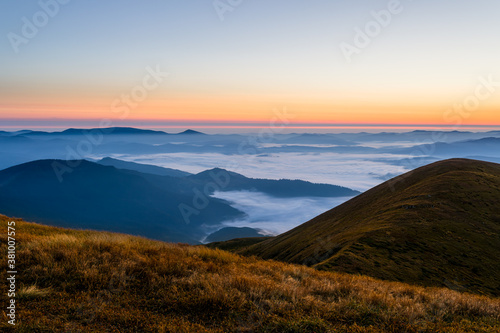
left=190, top=167, right=244, bottom=179
left=21, top=127, right=169, bottom=135
left=91, top=127, right=168, bottom=135
left=176, top=129, right=205, bottom=135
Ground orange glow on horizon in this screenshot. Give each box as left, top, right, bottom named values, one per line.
left=1, top=93, right=499, bottom=127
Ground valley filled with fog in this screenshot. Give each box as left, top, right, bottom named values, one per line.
left=2, top=128, right=500, bottom=242
left=208, top=191, right=352, bottom=237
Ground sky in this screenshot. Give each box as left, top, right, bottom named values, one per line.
left=1, top=0, right=499, bottom=130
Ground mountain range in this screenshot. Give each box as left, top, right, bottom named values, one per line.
left=213, top=159, right=500, bottom=296
left=1, top=127, right=500, bottom=173
left=0, top=158, right=358, bottom=243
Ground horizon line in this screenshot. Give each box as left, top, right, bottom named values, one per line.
left=2, top=124, right=500, bottom=134
left=1, top=119, right=500, bottom=128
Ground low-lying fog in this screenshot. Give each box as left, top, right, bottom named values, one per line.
left=113, top=152, right=411, bottom=191
left=4, top=128, right=500, bottom=240
left=206, top=191, right=354, bottom=237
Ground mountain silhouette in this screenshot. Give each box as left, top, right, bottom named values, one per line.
left=239, top=159, right=500, bottom=296
left=187, top=168, right=359, bottom=198
left=0, top=159, right=359, bottom=243
left=0, top=159, right=242, bottom=243
left=97, top=157, right=191, bottom=177
left=176, top=129, right=206, bottom=135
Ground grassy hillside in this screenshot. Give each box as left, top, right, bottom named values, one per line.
left=239, top=159, right=500, bottom=296
left=1, top=215, right=499, bottom=332
left=206, top=237, right=271, bottom=252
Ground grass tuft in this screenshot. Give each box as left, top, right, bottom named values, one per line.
left=17, top=285, right=51, bottom=299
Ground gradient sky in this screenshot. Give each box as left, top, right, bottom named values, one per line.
left=1, top=0, right=499, bottom=129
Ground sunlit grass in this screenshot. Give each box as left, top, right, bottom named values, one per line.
left=1, top=215, right=499, bottom=332
left=17, top=285, right=51, bottom=299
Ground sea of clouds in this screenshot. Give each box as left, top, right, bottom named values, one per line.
left=92, top=145, right=418, bottom=237
left=206, top=191, right=353, bottom=237
left=109, top=152, right=411, bottom=191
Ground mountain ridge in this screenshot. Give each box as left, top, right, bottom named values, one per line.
left=0, top=159, right=359, bottom=243
left=237, top=158, right=500, bottom=296
left=97, top=157, right=192, bottom=177
left=0, top=159, right=243, bottom=243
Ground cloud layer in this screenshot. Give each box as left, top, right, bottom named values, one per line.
left=110, top=152, right=410, bottom=191
left=209, top=191, right=353, bottom=236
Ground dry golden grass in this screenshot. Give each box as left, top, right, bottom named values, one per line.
left=242, top=159, right=500, bottom=297
left=17, top=285, right=51, bottom=299
left=0, top=215, right=499, bottom=332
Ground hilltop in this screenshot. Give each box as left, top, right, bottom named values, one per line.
left=0, top=159, right=358, bottom=244
left=188, top=167, right=359, bottom=198
left=177, top=129, right=206, bottom=135
left=0, top=127, right=208, bottom=137
left=96, top=157, right=192, bottom=177
left=1, top=215, right=499, bottom=332
left=236, top=159, right=500, bottom=296
left=13, top=127, right=170, bottom=136
left=0, top=159, right=243, bottom=244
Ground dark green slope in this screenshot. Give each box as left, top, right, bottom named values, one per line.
left=0, top=159, right=243, bottom=243
left=97, top=157, right=192, bottom=177
left=0, top=158, right=361, bottom=244
left=242, top=159, right=500, bottom=296
left=188, top=167, right=360, bottom=198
